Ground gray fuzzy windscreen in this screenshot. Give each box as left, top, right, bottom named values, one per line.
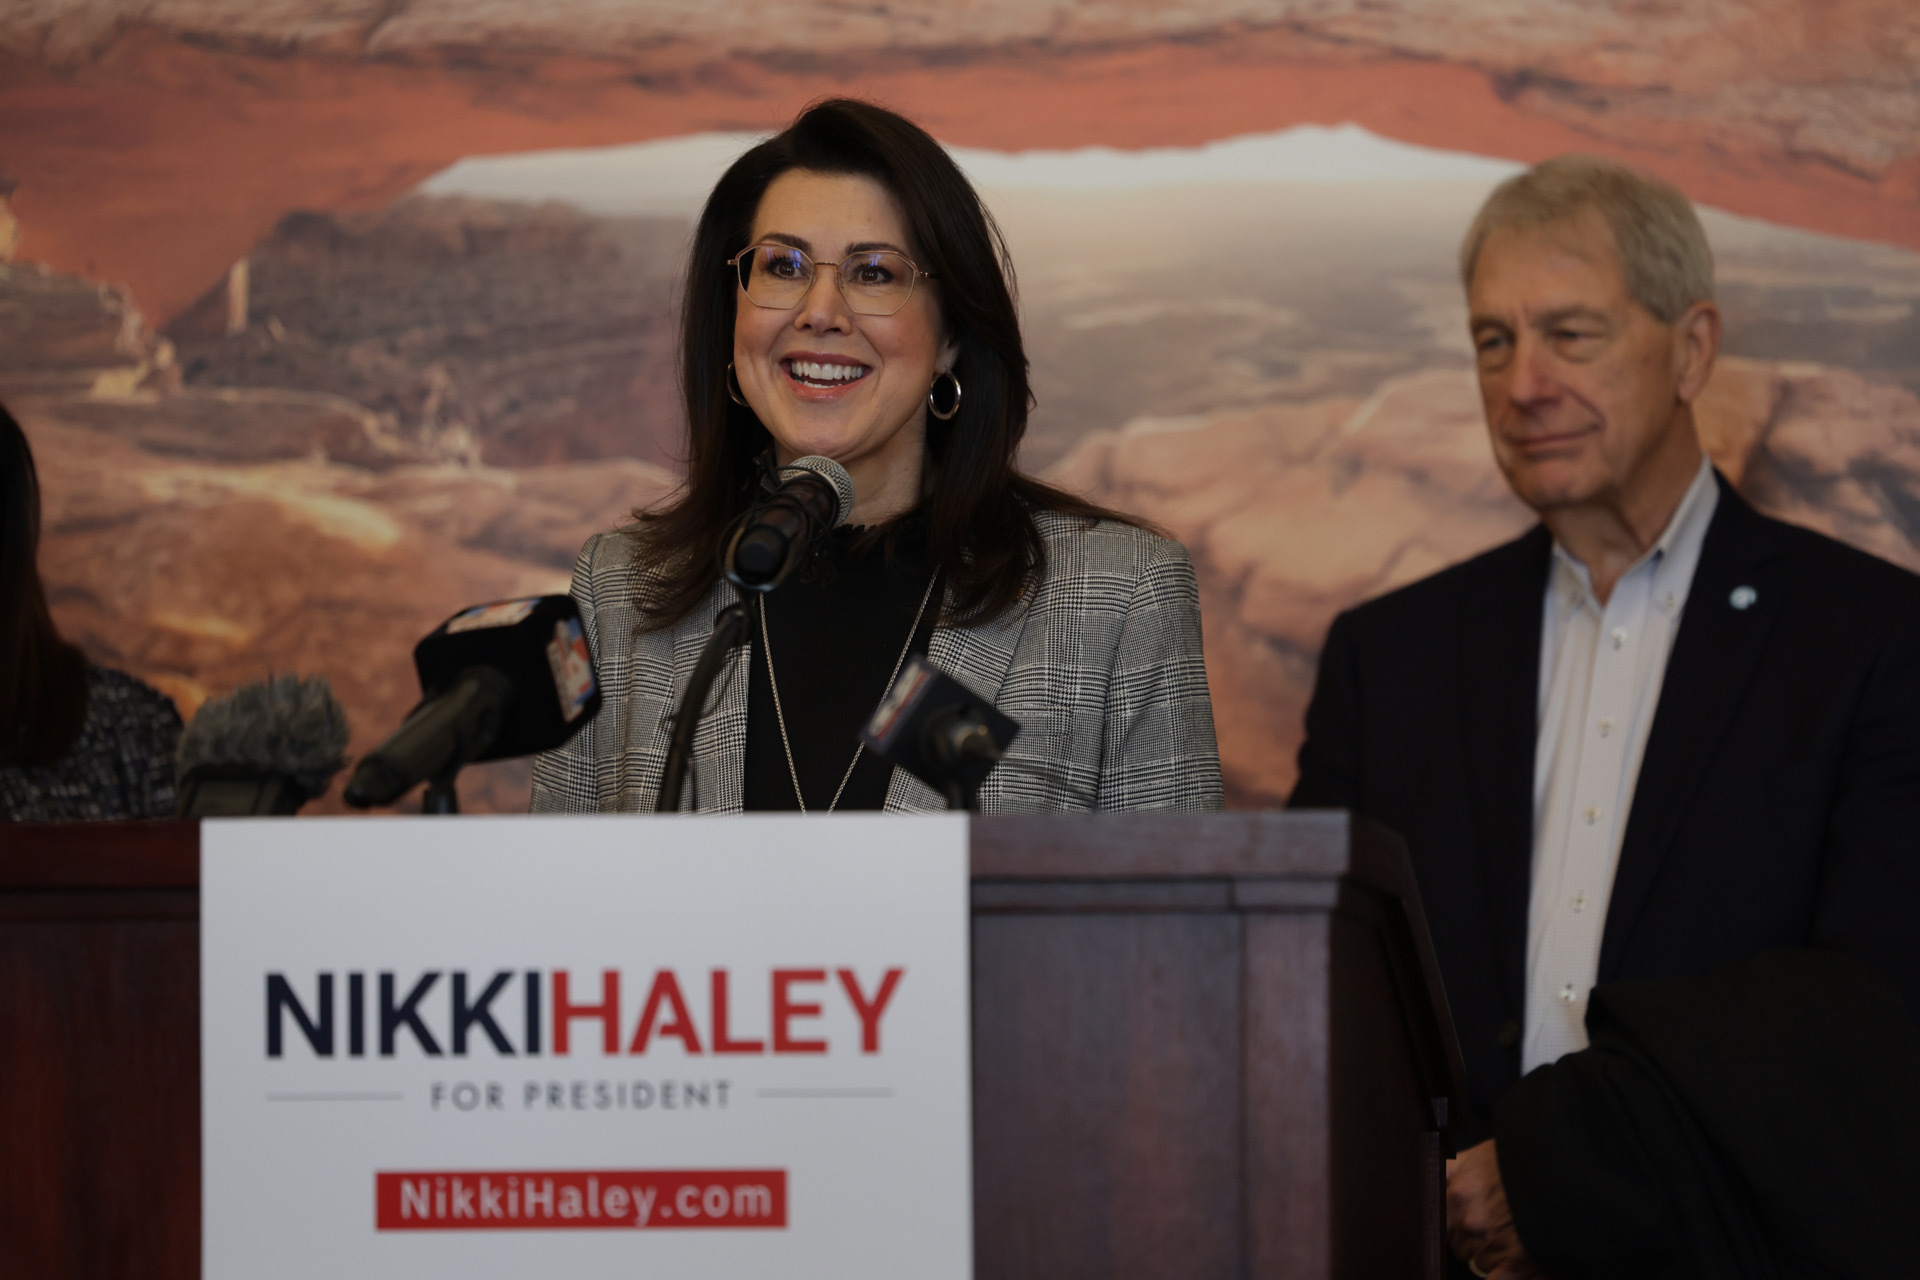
left=177, top=673, right=351, bottom=798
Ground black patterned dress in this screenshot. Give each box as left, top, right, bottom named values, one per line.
left=1, top=666, right=183, bottom=821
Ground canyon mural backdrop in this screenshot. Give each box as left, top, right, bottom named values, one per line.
left=4, top=0, right=1918, bottom=810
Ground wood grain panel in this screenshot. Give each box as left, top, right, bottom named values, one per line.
left=972, top=912, right=1243, bottom=1280
left=0, top=909, right=199, bottom=1280
left=1242, top=910, right=1331, bottom=1276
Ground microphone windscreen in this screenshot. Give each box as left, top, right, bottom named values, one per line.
left=780, top=455, right=856, bottom=528
left=177, top=674, right=351, bottom=800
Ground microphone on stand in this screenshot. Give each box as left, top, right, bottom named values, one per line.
left=344, top=594, right=601, bottom=813
left=656, top=455, right=856, bottom=812
left=724, top=455, right=856, bottom=591
left=175, top=674, right=350, bottom=817
left=861, top=655, right=1020, bottom=811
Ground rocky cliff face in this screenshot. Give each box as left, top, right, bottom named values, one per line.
left=167, top=197, right=689, bottom=469
left=0, top=181, right=19, bottom=262
left=2, top=0, right=1916, bottom=326
left=0, top=262, right=170, bottom=398
left=7, top=0, right=1915, bottom=187
left=1048, top=359, right=1920, bottom=805
left=11, top=0, right=1918, bottom=190
left=5, top=251, right=678, bottom=814
left=9, top=173, right=1919, bottom=812
left=32, top=405, right=675, bottom=813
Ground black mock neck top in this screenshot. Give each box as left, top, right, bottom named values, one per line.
left=742, top=519, right=939, bottom=811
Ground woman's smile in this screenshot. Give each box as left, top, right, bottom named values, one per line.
left=782, top=353, right=873, bottom=394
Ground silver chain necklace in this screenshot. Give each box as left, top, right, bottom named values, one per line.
left=759, top=570, right=938, bottom=812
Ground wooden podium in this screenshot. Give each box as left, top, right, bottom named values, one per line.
left=1, top=812, right=1462, bottom=1279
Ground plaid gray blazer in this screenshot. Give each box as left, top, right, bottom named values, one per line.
left=529, top=510, right=1224, bottom=814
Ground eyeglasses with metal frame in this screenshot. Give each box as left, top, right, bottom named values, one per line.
left=727, top=242, right=936, bottom=317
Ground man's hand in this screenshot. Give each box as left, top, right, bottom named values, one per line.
left=1446, top=1139, right=1545, bottom=1278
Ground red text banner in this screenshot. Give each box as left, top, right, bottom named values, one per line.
left=376, top=1169, right=787, bottom=1230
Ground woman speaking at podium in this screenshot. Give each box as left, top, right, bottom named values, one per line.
left=531, top=100, right=1221, bottom=814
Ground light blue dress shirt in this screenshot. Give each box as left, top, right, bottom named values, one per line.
left=1525, top=458, right=1719, bottom=1071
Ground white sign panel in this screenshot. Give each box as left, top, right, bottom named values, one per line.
left=202, top=814, right=972, bottom=1279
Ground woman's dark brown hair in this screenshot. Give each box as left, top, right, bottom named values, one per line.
left=1, top=402, right=89, bottom=767
left=632, top=97, right=1133, bottom=631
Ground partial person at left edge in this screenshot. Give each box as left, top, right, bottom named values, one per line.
left=531, top=99, right=1224, bottom=814
left=1, top=401, right=182, bottom=821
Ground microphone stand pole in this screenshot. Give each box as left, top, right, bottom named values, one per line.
left=657, top=467, right=840, bottom=812
left=655, top=598, right=754, bottom=812
left=422, top=762, right=461, bottom=814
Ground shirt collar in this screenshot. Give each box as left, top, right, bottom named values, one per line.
left=1550, top=456, right=1720, bottom=616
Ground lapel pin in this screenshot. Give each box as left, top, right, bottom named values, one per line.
left=1730, top=585, right=1757, bottom=610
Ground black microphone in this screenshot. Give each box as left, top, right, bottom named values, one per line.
left=344, top=594, right=601, bottom=811
left=658, top=455, right=852, bottom=811
left=860, top=654, right=1020, bottom=810
left=176, top=674, right=350, bottom=816
left=724, top=455, right=856, bottom=591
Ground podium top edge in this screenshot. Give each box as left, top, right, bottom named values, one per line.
left=968, top=810, right=1372, bottom=880
left=2, top=811, right=1388, bottom=890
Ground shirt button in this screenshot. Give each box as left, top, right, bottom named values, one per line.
left=1663, top=592, right=1677, bottom=613
left=1584, top=805, right=1600, bottom=824
left=1610, top=627, right=1627, bottom=649
left=1559, top=984, right=1578, bottom=1003
left=1570, top=891, right=1587, bottom=913
left=1597, top=718, right=1614, bottom=738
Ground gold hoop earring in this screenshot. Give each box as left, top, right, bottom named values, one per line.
left=726, top=361, right=750, bottom=408
left=927, top=370, right=962, bottom=421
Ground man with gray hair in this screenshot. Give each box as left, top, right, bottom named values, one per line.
left=1292, top=155, right=1920, bottom=1277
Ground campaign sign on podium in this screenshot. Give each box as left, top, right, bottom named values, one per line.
left=201, top=815, right=972, bottom=1279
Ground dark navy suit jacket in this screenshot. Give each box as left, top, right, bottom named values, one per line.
left=1290, top=471, right=1920, bottom=1143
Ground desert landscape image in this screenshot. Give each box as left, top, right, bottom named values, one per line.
left=4, top=0, right=1918, bottom=810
